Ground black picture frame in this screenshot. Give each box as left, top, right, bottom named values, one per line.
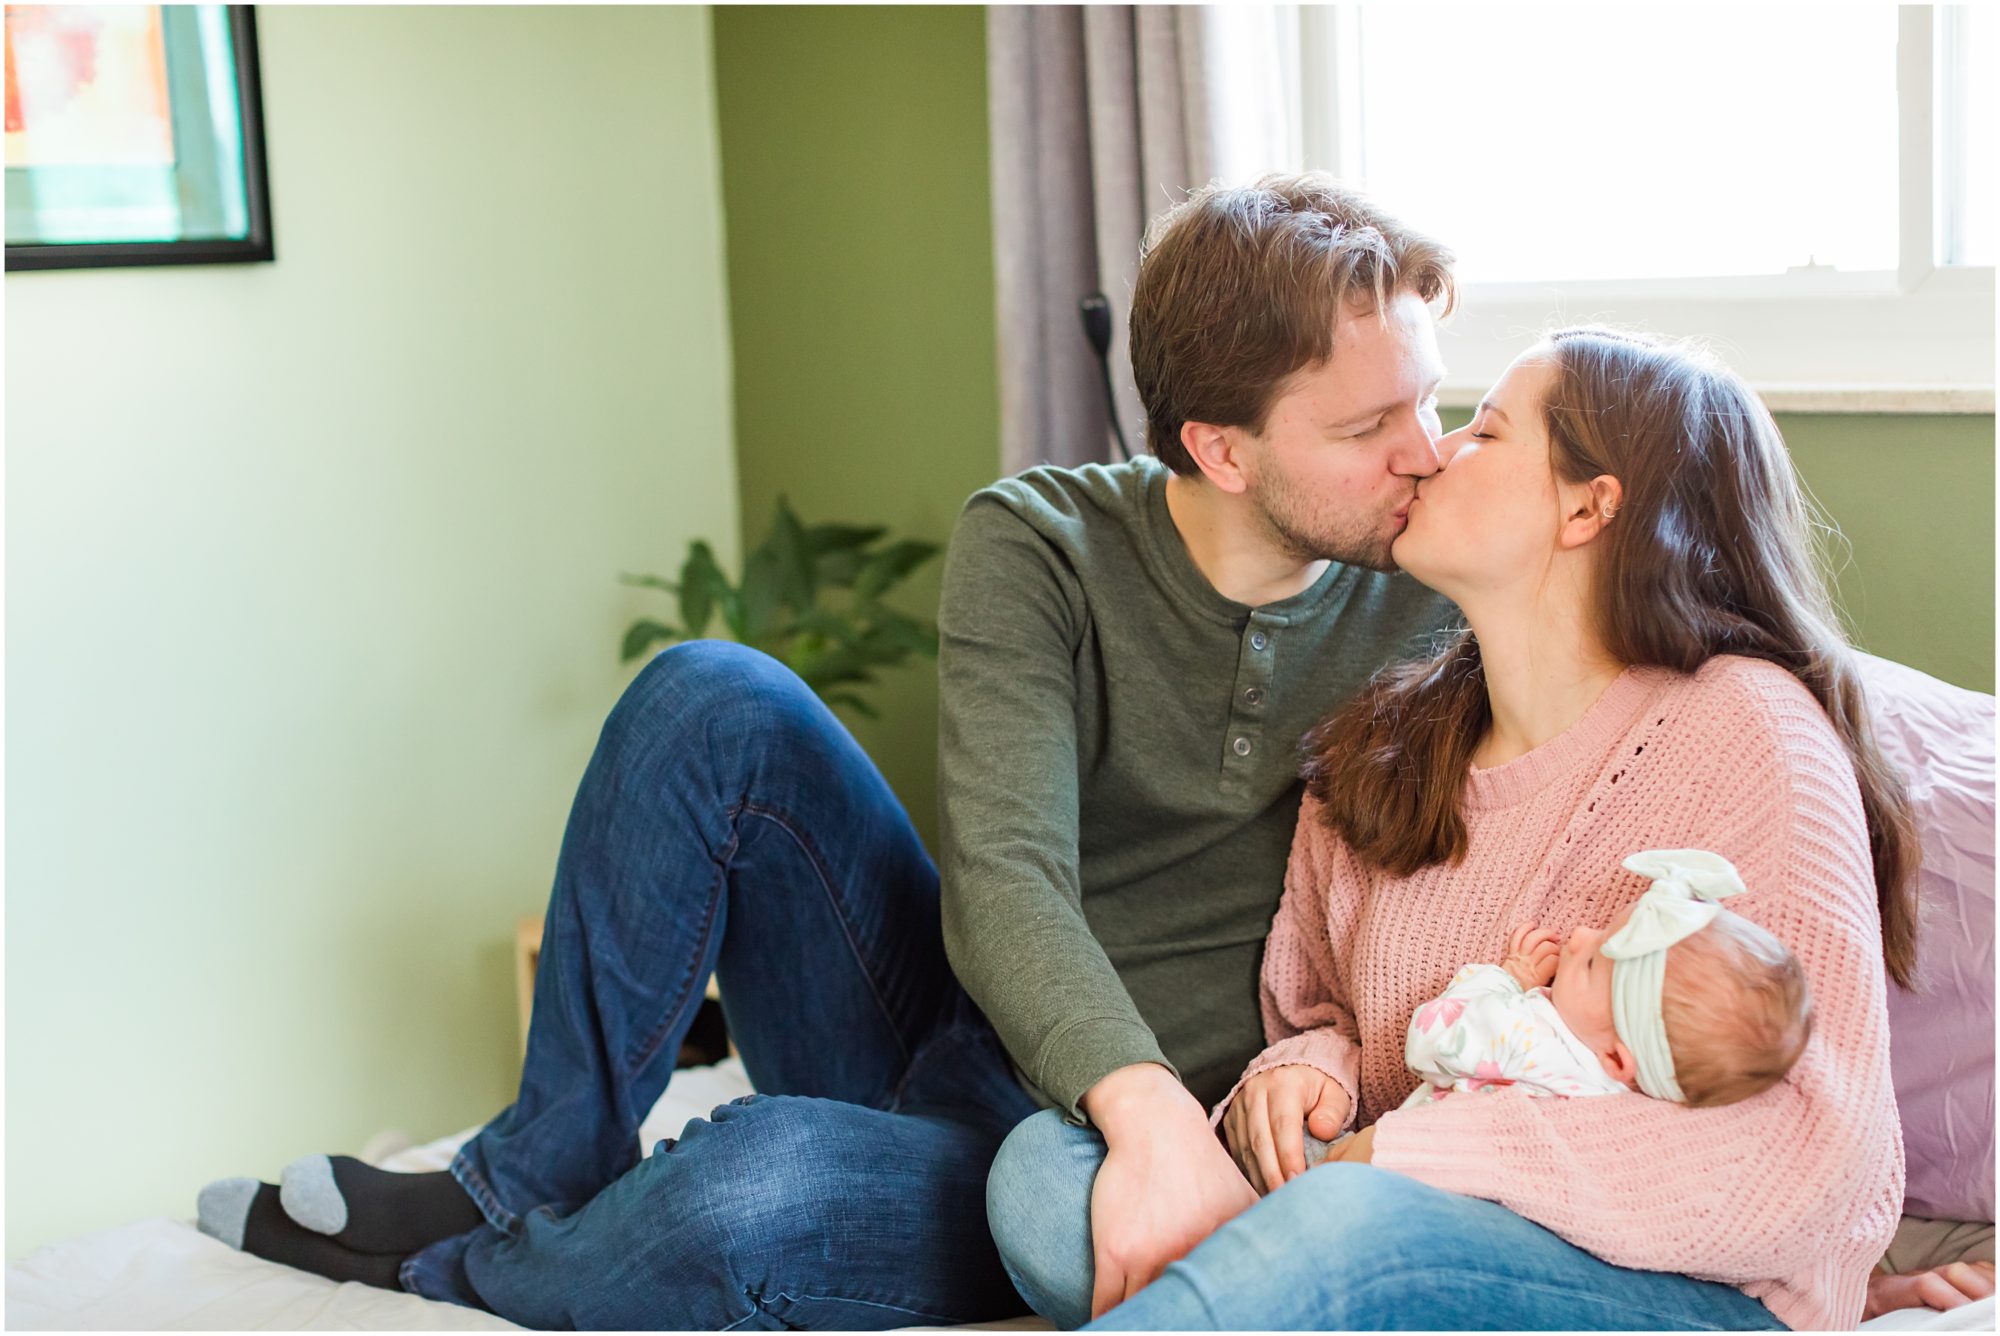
left=5, top=5, right=275, bottom=272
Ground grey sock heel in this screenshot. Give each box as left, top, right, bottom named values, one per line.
left=278, top=1154, right=348, bottom=1236
left=275, top=1152, right=482, bottom=1253
left=195, top=1177, right=260, bottom=1251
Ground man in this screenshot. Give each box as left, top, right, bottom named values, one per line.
left=944, top=174, right=1459, bottom=1326
left=194, top=173, right=1458, bottom=1331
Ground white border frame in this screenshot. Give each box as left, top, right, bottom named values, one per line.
left=1296, top=4, right=1995, bottom=412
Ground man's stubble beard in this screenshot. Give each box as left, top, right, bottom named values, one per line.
left=1245, top=466, right=1402, bottom=575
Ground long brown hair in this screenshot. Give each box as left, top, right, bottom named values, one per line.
left=1300, top=327, right=1920, bottom=988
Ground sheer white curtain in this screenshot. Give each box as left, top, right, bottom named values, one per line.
left=986, top=6, right=1300, bottom=475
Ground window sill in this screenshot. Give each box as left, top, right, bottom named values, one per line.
left=1439, top=384, right=1996, bottom=415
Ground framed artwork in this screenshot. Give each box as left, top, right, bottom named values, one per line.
left=4, top=4, right=273, bottom=270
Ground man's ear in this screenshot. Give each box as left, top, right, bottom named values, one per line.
left=1557, top=473, right=1625, bottom=551
left=1181, top=421, right=1252, bottom=496
left=1603, top=1039, right=1639, bottom=1089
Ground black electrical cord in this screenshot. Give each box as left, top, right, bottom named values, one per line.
left=1079, top=292, right=1131, bottom=461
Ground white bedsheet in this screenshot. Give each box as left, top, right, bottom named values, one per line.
left=1864, top=1299, right=1999, bottom=1332
left=8, top=1057, right=1993, bottom=1331
left=6, top=1218, right=524, bottom=1332
left=6, top=1060, right=758, bottom=1332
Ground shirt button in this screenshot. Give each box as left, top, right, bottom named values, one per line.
left=1233, top=736, right=1252, bottom=756
left=1250, top=631, right=1268, bottom=651
left=1244, top=687, right=1264, bottom=706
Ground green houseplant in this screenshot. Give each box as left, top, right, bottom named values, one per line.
left=619, top=497, right=941, bottom=718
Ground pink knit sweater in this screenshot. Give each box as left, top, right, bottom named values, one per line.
left=1221, top=655, right=1903, bottom=1331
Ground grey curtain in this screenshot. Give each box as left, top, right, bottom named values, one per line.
left=987, top=6, right=1297, bottom=474
left=987, top=6, right=1205, bottom=474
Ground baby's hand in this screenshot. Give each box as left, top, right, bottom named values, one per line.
left=1503, top=924, right=1560, bottom=989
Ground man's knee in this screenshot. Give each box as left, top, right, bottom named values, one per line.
left=624, top=639, right=811, bottom=725
left=660, top=1095, right=837, bottom=1231
left=606, top=640, right=828, bottom=765
left=987, top=1110, right=1101, bottom=1329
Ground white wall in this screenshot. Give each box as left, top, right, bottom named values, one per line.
left=4, top=5, right=738, bottom=1256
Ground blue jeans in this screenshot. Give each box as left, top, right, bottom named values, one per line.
left=989, top=1110, right=1788, bottom=1331
left=403, top=642, right=1041, bottom=1329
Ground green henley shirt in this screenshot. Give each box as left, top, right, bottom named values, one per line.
left=937, top=457, right=1460, bottom=1119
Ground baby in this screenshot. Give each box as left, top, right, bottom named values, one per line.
left=1400, top=849, right=1814, bottom=1110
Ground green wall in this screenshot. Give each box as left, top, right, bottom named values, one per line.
left=6, top=6, right=738, bottom=1256
left=1780, top=414, right=1994, bottom=693
left=712, top=6, right=1995, bottom=857
left=714, top=5, right=1001, bottom=848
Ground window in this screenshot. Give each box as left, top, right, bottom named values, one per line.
left=1273, top=4, right=1994, bottom=409
left=1315, top=7, right=1899, bottom=284
left=1937, top=4, right=1993, bottom=267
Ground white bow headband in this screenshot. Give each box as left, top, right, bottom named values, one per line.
left=1603, top=849, right=1749, bottom=1102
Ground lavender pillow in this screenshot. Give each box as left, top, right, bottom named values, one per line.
left=1855, top=651, right=1995, bottom=1224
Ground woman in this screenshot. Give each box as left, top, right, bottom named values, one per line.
left=1092, top=327, right=1914, bottom=1330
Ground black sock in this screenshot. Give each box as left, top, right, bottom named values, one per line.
left=281, top=1154, right=485, bottom=1254
left=240, top=1182, right=406, bottom=1290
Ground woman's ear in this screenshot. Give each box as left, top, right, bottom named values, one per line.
left=1558, top=474, right=1625, bottom=550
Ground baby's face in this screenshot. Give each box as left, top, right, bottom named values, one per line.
left=1550, top=902, right=1635, bottom=1077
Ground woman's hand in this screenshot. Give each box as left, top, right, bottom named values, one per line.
left=1863, top=1260, right=1995, bottom=1319
left=1221, top=1064, right=1353, bottom=1194
left=1502, top=923, right=1560, bottom=990
left=1328, top=1124, right=1376, bottom=1164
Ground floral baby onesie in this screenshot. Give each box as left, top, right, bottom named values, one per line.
left=1400, top=963, right=1631, bottom=1108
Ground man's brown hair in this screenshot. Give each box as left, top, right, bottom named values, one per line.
left=1129, top=173, right=1457, bottom=475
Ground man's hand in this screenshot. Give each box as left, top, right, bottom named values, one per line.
left=1503, top=924, right=1560, bottom=990
left=1083, top=1064, right=1258, bottom=1320
left=1220, top=1064, right=1353, bottom=1195
left=1863, top=1260, right=1995, bottom=1319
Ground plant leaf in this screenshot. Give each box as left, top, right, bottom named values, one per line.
left=793, top=607, right=857, bottom=644
left=813, top=546, right=869, bottom=588
left=804, top=523, right=886, bottom=555
left=797, top=642, right=879, bottom=692
left=865, top=607, right=941, bottom=658
left=852, top=634, right=917, bottom=674
left=807, top=665, right=878, bottom=691
left=710, top=570, right=745, bottom=641
left=621, top=618, right=680, bottom=662
left=806, top=524, right=886, bottom=586
left=618, top=572, right=680, bottom=595
left=822, top=690, right=879, bottom=719
left=738, top=540, right=785, bottom=641
left=770, top=497, right=816, bottom=614
left=679, top=542, right=723, bottom=638
left=853, top=540, right=940, bottom=603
